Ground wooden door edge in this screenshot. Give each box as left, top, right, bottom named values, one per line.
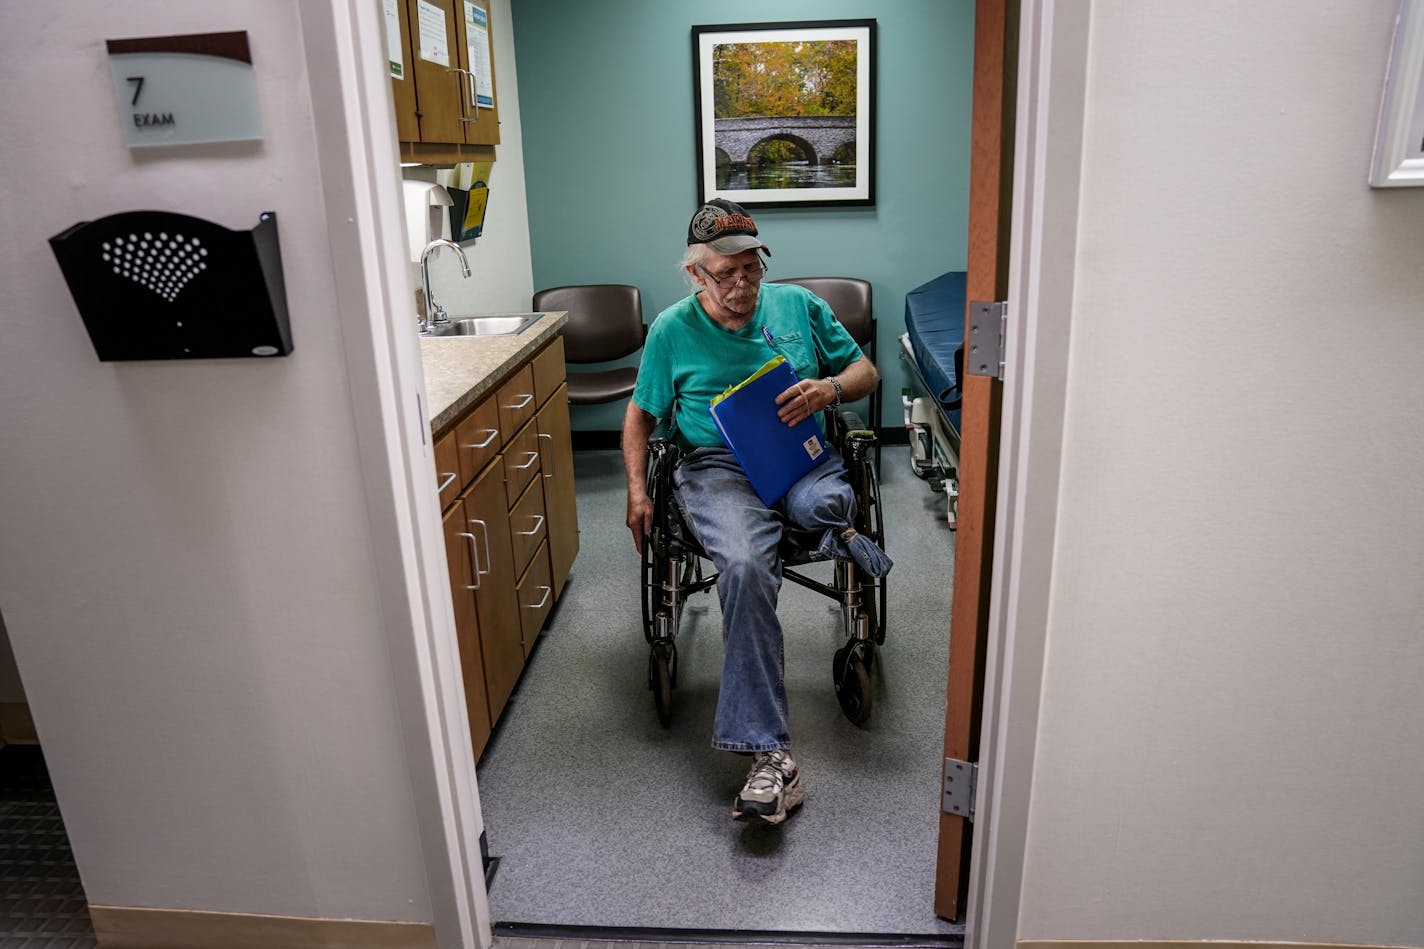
left=935, top=0, right=1017, bottom=921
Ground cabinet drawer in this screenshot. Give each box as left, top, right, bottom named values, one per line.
left=516, top=541, right=552, bottom=657
left=531, top=336, right=566, bottom=409
left=508, top=477, right=548, bottom=579
left=502, top=419, right=542, bottom=510
left=455, top=395, right=502, bottom=488
left=496, top=364, right=537, bottom=440
left=435, top=431, right=461, bottom=510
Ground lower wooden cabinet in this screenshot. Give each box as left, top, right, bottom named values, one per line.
left=442, top=501, right=491, bottom=758
left=432, top=336, right=579, bottom=760
left=465, top=462, right=522, bottom=723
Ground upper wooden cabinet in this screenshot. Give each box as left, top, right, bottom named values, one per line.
left=389, top=0, right=500, bottom=166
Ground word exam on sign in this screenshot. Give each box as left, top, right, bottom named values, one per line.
left=126, top=78, right=174, bottom=128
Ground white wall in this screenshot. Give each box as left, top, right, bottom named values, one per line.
left=0, top=1, right=436, bottom=924
left=1017, top=2, right=1424, bottom=944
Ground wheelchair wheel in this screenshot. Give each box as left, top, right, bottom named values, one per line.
left=867, top=573, right=886, bottom=646
left=640, top=535, right=658, bottom=643
left=641, top=534, right=686, bottom=644
left=833, top=640, right=874, bottom=725
left=649, top=641, right=675, bottom=728
left=863, top=462, right=887, bottom=646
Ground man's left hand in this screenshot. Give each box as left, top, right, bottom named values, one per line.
left=775, top=378, right=833, bottom=427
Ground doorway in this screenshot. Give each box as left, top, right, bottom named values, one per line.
left=323, top=0, right=1036, bottom=940
left=444, top=0, right=1013, bottom=929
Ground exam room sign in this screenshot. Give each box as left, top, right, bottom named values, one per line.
left=106, top=32, right=263, bottom=148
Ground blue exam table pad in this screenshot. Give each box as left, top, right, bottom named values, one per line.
left=903, top=270, right=966, bottom=431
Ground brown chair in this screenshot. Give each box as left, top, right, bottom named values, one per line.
left=532, top=284, right=645, bottom=405
left=771, top=277, right=880, bottom=466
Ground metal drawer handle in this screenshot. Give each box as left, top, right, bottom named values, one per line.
left=457, top=532, right=481, bottom=590
left=467, top=519, right=492, bottom=578
left=538, top=432, right=555, bottom=479
left=516, top=514, right=545, bottom=537
left=513, top=451, right=539, bottom=471
left=464, top=429, right=498, bottom=450
left=505, top=393, right=534, bottom=410
left=437, top=472, right=457, bottom=493
left=524, top=585, right=552, bottom=610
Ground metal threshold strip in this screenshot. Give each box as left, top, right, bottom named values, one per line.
left=494, top=922, right=964, bottom=948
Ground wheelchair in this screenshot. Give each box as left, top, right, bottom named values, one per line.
left=640, top=408, right=887, bottom=727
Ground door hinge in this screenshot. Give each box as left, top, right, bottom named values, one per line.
left=942, top=757, right=978, bottom=820
left=966, top=300, right=1007, bottom=381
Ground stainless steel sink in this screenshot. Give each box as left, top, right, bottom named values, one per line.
left=425, top=314, right=542, bottom=338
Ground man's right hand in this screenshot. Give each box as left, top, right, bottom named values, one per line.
left=627, top=490, right=652, bottom=554
left=621, top=401, right=660, bottom=556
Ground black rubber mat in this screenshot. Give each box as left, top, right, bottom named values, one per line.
left=0, top=746, right=97, bottom=948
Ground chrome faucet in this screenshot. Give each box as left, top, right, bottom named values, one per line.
left=419, top=238, right=471, bottom=333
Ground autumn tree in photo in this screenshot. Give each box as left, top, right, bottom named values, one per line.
left=711, top=40, right=858, bottom=119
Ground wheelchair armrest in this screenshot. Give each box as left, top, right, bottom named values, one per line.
left=650, top=417, right=678, bottom=443
left=833, top=408, right=876, bottom=443
left=645, top=434, right=678, bottom=492
left=830, top=407, right=876, bottom=466
left=643, top=427, right=682, bottom=541
left=835, top=407, right=871, bottom=436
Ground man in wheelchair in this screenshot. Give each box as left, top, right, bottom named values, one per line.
left=621, top=199, right=891, bottom=826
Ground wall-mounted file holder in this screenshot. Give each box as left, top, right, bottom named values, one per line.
left=48, top=210, right=292, bottom=361
left=446, top=184, right=489, bottom=242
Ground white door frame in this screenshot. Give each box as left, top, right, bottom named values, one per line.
left=299, top=2, right=493, bottom=947
left=965, top=1, right=1090, bottom=947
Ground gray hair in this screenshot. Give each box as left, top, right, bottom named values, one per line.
left=679, top=243, right=714, bottom=291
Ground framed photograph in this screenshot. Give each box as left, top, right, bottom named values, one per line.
left=1370, top=0, right=1424, bottom=187
left=692, top=20, right=876, bottom=208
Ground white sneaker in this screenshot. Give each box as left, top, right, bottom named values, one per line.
left=732, top=749, right=805, bottom=825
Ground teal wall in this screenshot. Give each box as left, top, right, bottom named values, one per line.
left=512, top=0, right=974, bottom=430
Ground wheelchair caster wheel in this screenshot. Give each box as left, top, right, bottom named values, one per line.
left=649, top=642, right=675, bottom=728
left=833, top=640, right=873, bottom=725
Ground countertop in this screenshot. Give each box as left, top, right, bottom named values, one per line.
left=420, top=311, right=567, bottom=432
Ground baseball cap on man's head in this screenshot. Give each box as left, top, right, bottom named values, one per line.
left=687, top=198, right=772, bottom=257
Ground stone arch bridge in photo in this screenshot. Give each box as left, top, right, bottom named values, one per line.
left=713, top=115, right=856, bottom=168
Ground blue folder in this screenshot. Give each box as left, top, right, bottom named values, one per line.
left=708, top=356, right=831, bottom=506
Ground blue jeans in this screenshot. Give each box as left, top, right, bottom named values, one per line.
left=673, top=447, right=857, bottom=752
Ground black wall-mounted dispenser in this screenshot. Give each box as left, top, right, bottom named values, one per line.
left=48, top=210, right=292, bottom=361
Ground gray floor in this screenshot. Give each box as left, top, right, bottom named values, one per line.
left=479, top=445, right=962, bottom=936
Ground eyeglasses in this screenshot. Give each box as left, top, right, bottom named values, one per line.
left=698, top=260, right=768, bottom=291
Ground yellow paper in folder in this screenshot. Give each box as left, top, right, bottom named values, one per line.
left=462, top=186, right=489, bottom=233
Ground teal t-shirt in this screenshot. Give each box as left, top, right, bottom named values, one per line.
left=632, top=282, right=864, bottom=449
